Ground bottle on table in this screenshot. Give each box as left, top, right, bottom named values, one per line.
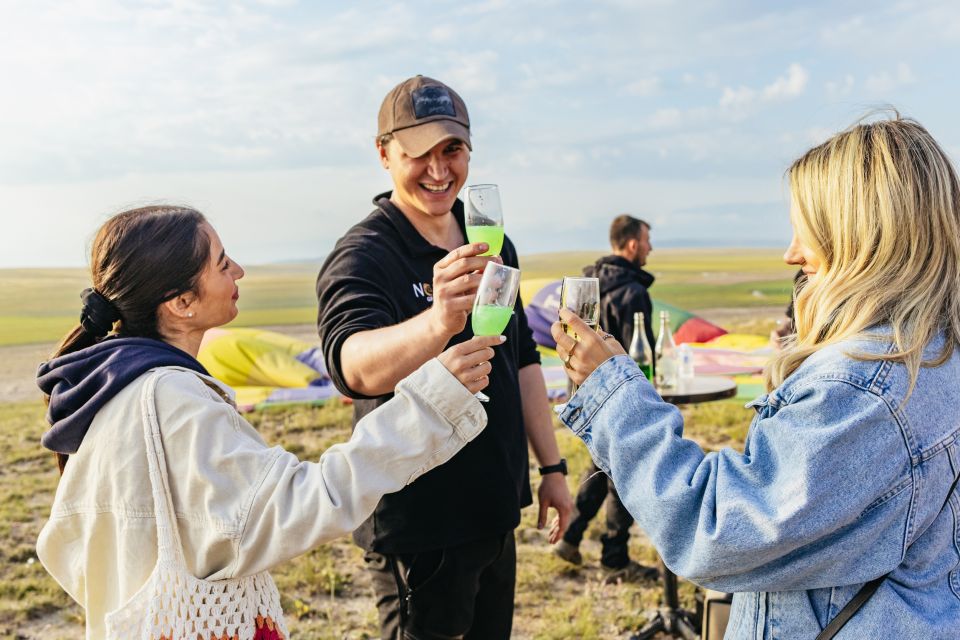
left=628, top=311, right=654, bottom=381
left=655, top=310, right=678, bottom=389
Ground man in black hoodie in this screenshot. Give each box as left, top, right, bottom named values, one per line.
left=553, top=214, right=659, bottom=582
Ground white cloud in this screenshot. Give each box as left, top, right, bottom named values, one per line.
left=624, top=76, right=661, bottom=96
left=516, top=62, right=592, bottom=91
left=457, top=0, right=507, bottom=15
left=762, top=64, right=809, bottom=100
left=719, top=86, right=757, bottom=109
left=716, top=64, right=809, bottom=119
left=865, top=62, right=916, bottom=93
left=825, top=74, right=856, bottom=98
left=438, top=51, right=501, bottom=94
left=820, top=15, right=868, bottom=46
left=429, top=25, right=457, bottom=43
left=648, top=108, right=683, bottom=129
left=806, top=126, right=835, bottom=145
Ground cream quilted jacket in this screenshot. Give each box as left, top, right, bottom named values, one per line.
left=37, top=359, right=485, bottom=638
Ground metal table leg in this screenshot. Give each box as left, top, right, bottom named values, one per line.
left=630, top=559, right=700, bottom=640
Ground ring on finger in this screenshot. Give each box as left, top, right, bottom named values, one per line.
left=562, top=341, right=577, bottom=366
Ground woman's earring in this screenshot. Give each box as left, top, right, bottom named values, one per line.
left=187, top=312, right=194, bottom=318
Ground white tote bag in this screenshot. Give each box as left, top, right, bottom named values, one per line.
left=104, top=376, right=289, bottom=639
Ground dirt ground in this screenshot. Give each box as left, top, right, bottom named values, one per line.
left=0, top=342, right=58, bottom=403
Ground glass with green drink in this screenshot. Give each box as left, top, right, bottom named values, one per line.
left=470, top=261, right=520, bottom=402
left=464, top=184, right=504, bottom=256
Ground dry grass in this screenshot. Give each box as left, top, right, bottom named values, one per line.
left=2, top=396, right=752, bottom=639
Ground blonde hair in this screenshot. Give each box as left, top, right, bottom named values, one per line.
left=767, top=113, right=960, bottom=394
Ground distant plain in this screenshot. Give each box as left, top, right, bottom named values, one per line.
left=0, top=248, right=794, bottom=347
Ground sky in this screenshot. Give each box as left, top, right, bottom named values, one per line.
left=1, top=0, right=959, bottom=268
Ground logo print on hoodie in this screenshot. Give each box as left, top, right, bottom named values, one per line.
left=412, top=282, right=434, bottom=302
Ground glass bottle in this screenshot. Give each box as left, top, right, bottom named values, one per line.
left=628, top=311, right=654, bottom=381
left=655, top=310, right=678, bottom=389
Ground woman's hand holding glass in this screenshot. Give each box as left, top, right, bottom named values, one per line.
left=552, top=308, right=625, bottom=388
left=437, top=335, right=505, bottom=396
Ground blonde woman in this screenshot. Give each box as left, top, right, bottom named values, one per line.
left=552, top=116, right=960, bottom=639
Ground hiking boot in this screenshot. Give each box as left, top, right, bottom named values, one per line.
left=553, top=540, right=583, bottom=565
left=602, top=560, right=659, bottom=584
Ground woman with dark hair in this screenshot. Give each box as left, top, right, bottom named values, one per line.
left=36, top=205, right=499, bottom=638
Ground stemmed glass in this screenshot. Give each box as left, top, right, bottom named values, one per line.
left=464, top=184, right=504, bottom=257
left=559, top=276, right=600, bottom=394
left=470, top=261, right=521, bottom=402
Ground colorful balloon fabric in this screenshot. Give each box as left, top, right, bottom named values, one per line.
left=198, top=328, right=340, bottom=411
left=522, top=278, right=774, bottom=402
left=196, top=283, right=768, bottom=410
left=522, top=278, right=727, bottom=349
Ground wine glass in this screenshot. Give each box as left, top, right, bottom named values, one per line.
left=559, top=276, right=600, bottom=395
left=470, top=261, right=521, bottom=402
left=464, top=184, right=504, bottom=257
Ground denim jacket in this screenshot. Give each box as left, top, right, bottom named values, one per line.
left=559, top=330, right=960, bottom=639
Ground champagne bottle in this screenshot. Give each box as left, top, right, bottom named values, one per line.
left=628, top=311, right=654, bottom=381
left=655, top=310, right=678, bottom=389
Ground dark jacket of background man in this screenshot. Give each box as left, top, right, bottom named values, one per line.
left=583, top=254, right=655, bottom=351
left=558, top=214, right=657, bottom=576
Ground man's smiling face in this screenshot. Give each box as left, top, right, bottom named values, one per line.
left=380, top=137, right=470, bottom=221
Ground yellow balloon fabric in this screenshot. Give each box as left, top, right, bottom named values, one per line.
left=198, top=328, right=322, bottom=388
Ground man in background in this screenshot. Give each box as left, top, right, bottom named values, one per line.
left=554, top=214, right=659, bottom=583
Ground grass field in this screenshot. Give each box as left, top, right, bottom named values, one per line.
left=0, top=248, right=786, bottom=637
left=0, top=396, right=754, bottom=639
left=0, top=249, right=794, bottom=347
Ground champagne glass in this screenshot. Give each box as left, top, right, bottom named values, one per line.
left=559, top=276, right=600, bottom=395
left=464, top=184, right=504, bottom=256
left=559, top=276, right=600, bottom=338
left=470, top=261, right=521, bottom=402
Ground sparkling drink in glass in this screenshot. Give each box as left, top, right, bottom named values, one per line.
left=470, top=261, right=521, bottom=401
left=559, top=276, right=600, bottom=395
left=559, top=276, right=600, bottom=339
left=464, top=184, right=504, bottom=257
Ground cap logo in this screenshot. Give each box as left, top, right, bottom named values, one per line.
left=411, top=85, right=456, bottom=120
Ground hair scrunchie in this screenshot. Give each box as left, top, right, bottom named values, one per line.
left=79, top=288, right=121, bottom=337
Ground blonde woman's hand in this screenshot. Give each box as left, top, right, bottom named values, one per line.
left=551, top=309, right=625, bottom=387
left=438, top=335, right=506, bottom=395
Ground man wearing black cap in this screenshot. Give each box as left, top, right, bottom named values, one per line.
left=316, top=75, right=573, bottom=640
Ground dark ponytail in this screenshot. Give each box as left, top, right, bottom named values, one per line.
left=48, top=205, right=211, bottom=473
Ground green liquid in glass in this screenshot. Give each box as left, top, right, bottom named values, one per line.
left=638, top=363, right=653, bottom=381
left=466, top=225, right=504, bottom=256
left=472, top=304, right=513, bottom=336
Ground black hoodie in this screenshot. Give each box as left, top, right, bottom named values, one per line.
left=583, top=255, right=656, bottom=352
left=36, top=337, right=207, bottom=454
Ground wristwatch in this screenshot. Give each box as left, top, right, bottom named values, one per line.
left=538, top=458, right=568, bottom=476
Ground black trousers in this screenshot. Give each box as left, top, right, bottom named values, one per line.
left=364, top=531, right=516, bottom=640
left=563, top=461, right=634, bottom=569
